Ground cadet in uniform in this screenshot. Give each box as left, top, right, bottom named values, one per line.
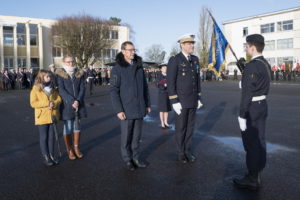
left=167, top=34, right=203, bottom=164
left=234, top=34, right=271, bottom=190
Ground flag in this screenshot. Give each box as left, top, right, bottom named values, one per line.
left=208, top=21, right=230, bottom=77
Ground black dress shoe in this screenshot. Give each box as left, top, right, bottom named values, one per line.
left=233, top=174, right=260, bottom=190
left=49, top=154, right=59, bottom=165
left=178, top=154, right=188, bottom=164
left=43, top=155, right=54, bottom=167
left=164, top=124, right=170, bottom=129
left=125, top=161, right=135, bottom=171
left=185, top=153, right=196, bottom=162
left=133, top=159, right=147, bottom=168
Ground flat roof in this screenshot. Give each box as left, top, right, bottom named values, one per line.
left=223, top=6, right=300, bottom=25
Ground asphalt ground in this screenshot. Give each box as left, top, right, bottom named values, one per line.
left=0, top=80, right=299, bottom=200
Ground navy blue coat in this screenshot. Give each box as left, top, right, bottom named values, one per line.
left=167, top=52, right=202, bottom=108
left=110, top=53, right=151, bottom=120
left=56, top=68, right=87, bottom=120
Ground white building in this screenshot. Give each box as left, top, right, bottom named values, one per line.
left=0, top=15, right=130, bottom=70
left=223, top=7, right=300, bottom=74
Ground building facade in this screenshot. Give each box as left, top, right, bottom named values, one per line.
left=223, top=7, right=300, bottom=74
left=0, top=15, right=130, bottom=70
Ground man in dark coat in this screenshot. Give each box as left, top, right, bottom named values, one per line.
left=234, top=34, right=271, bottom=190
left=167, top=34, right=203, bottom=164
left=110, top=41, right=151, bottom=171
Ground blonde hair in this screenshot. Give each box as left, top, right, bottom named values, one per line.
left=34, top=70, right=53, bottom=91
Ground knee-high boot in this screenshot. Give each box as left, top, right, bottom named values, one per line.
left=73, top=132, right=83, bottom=158
left=63, top=134, right=76, bottom=160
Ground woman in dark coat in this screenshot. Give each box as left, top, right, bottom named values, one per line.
left=56, top=55, right=87, bottom=160
left=157, top=65, right=171, bottom=128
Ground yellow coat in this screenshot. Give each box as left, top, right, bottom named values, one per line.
left=30, top=85, right=62, bottom=125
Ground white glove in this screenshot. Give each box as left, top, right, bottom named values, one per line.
left=239, top=81, right=242, bottom=89
left=238, top=116, right=247, bottom=131
left=172, top=103, right=182, bottom=115
left=197, top=100, right=203, bottom=109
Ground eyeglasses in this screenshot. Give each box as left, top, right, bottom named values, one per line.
left=124, top=49, right=136, bottom=52
left=65, top=61, right=75, bottom=64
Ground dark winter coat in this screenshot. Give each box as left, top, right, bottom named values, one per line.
left=110, top=53, right=151, bottom=120
left=56, top=68, right=87, bottom=120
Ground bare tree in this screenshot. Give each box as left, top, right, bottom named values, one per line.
left=145, top=44, right=165, bottom=63
left=51, top=14, right=115, bottom=68
left=168, top=42, right=181, bottom=59
left=197, top=6, right=213, bottom=68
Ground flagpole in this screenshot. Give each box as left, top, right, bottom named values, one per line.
left=207, top=10, right=239, bottom=62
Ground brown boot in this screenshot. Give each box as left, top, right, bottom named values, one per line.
left=63, top=134, right=76, bottom=160
left=73, top=132, right=83, bottom=158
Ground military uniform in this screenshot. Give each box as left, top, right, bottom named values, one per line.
left=234, top=34, right=271, bottom=190
left=167, top=35, right=202, bottom=162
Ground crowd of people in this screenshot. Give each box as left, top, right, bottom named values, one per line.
left=0, top=68, right=35, bottom=91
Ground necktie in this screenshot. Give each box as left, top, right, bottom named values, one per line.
left=188, top=55, right=192, bottom=65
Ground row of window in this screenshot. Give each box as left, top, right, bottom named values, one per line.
left=52, top=47, right=118, bottom=59
left=265, top=57, right=294, bottom=67
left=243, top=20, right=293, bottom=36
left=3, top=57, right=39, bottom=69
left=3, top=23, right=38, bottom=46
left=243, top=38, right=293, bottom=51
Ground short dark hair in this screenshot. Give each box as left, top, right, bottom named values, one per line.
left=247, top=41, right=265, bottom=53
left=121, top=41, right=134, bottom=50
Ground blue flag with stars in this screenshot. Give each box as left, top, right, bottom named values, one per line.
left=208, top=21, right=230, bottom=76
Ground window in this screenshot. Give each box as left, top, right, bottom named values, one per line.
left=103, top=49, right=111, bottom=58
left=4, top=57, right=14, bottom=69
left=30, top=58, right=39, bottom=68
left=277, top=20, right=293, bottom=31
left=264, top=40, right=275, bottom=50
left=17, top=23, right=26, bottom=45
left=29, top=24, right=38, bottom=46
left=17, top=58, right=26, bottom=68
left=52, top=47, right=62, bottom=57
left=277, top=38, right=293, bottom=49
left=111, top=49, right=118, bottom=58
left=111, top=30, right=118, bottom=39
left=243, top=27, right=248, bottom=37
left=3, top=27, right=13, bottom=46
left=260, top=23, right=274, bottom=34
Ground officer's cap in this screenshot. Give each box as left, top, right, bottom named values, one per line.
left=177, top=34, right=195, bottom=43
left=246, top=34, right=264, bottom=45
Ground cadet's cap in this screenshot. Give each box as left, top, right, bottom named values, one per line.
left=178, top=34, right=195, bottom=43
left=246, top=34, right=264, bottom=45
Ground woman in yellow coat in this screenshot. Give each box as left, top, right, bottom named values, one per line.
left=30, top=70, right=62, bottom=166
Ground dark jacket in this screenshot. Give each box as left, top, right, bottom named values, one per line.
left=56, top=68, right=87, bottom=120
left=156, top=73, right=168, bottom=93
left=110, top=53, right=151, bottom=120
left=167, top=52, right=201, bottom=108
left=240, top=56, right=271, bottom=118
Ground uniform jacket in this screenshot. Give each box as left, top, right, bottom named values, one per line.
left=30, top=85, right=62, bottom=125
left=56, top=68, right=87, bottom=120
left=110, top=53, right=151, bottom=120
left=240, top=56, right=271, bottom=118
left=167, top=52, right=202, bottom=108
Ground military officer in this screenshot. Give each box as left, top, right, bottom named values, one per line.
left=167, top=34, right=203, bottom=164
left=234, top=34, right=271, bottom=190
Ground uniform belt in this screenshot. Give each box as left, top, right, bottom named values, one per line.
left=252, top=95, right=266, bottom=101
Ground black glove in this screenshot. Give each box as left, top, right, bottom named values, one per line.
left=236, top=58, right=246, bottom=73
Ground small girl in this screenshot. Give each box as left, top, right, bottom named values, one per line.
left=30, top=70, right=62, bottom=166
